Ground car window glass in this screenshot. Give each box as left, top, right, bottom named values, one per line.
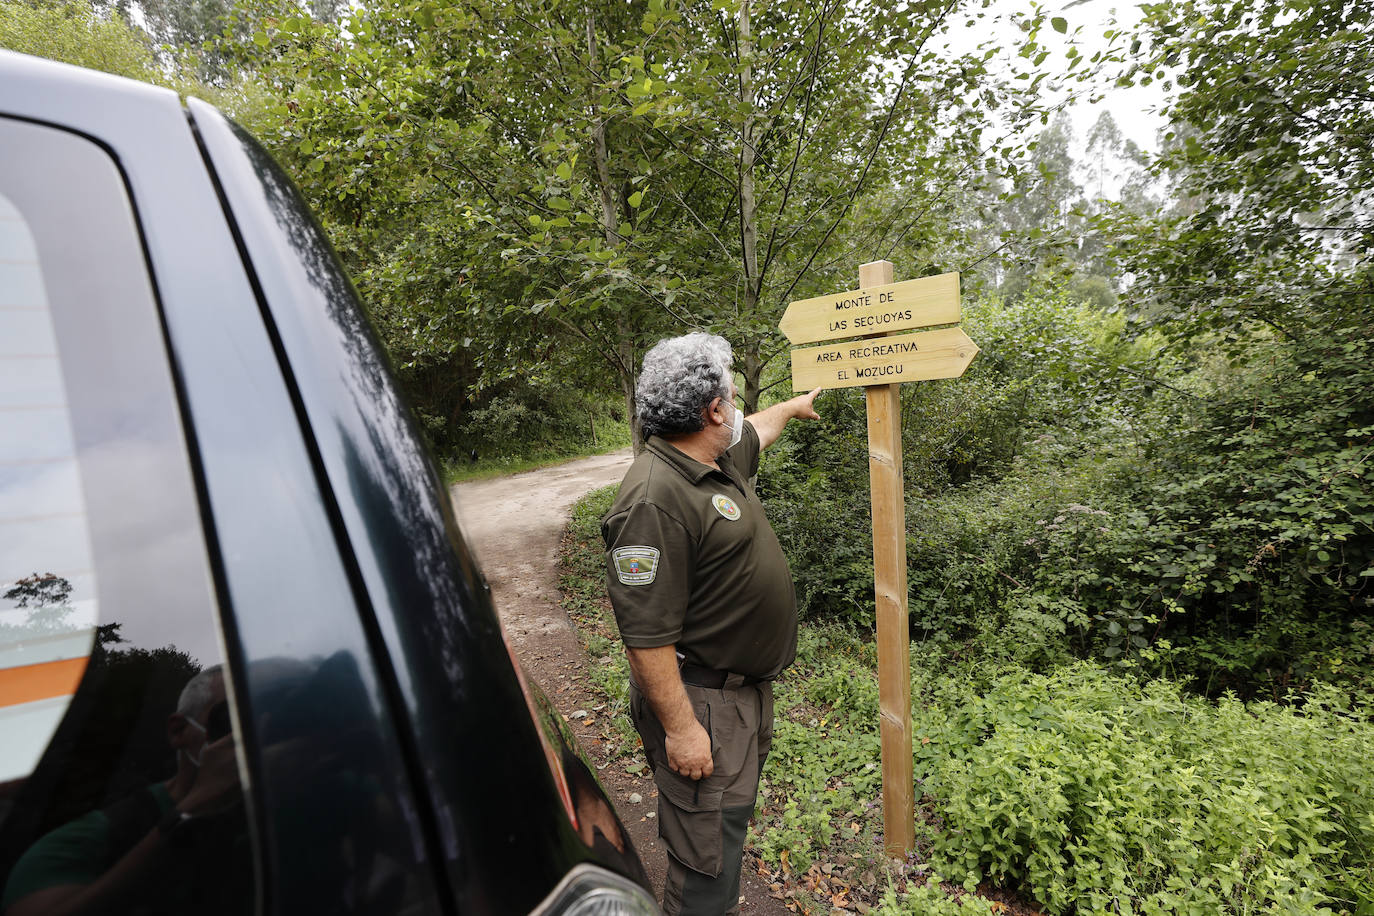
left=0, top=117, right=254, bottom=916
left=0, top=191, right=98, bottom=787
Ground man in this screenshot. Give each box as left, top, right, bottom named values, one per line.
left=2, top=666, right=246, bottom=916
left=602, top=332, right=821, bottom=915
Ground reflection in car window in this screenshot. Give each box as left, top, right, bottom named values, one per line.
left=0, top=192, right=98, bottom=786
left=0, top=118, right=254, bottom=916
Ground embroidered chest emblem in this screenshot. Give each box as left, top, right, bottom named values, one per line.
left=712, top=494, right=742, bottom=521
left=612, top=546, right=660, bottom=585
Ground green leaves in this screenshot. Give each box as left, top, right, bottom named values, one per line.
left=918, top=664, right=1374, bottom=913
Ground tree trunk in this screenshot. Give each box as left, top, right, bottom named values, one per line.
left=738, top=0, right=759, bottom=356
left=588, top=13, right=619, bottom=250
left=619, top=335, right=642, bottom=451
left=735, top=0, right=765, bottom=418
left=588, top=11, right=644, bottom=452
left=740, top=344, right=763, bottom=415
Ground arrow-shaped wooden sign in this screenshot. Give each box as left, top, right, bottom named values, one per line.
left=779, top=271, right=960, bottom=345
left=790, top=325, right=980, bottom=392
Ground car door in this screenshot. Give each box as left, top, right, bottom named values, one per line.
left=0, top=104, right=257, bottom=916
left=0, top=56, right=449, bottom=916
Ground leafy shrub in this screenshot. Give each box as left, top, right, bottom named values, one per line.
left=759, top=290, right=1154, bottom=631
left=875, top=879, right=999, bottom=915
left=0, top=3, right=163, bottom=83
left=763, top=281, right=1374, bottom=697
left=915, top=664, right=1374, bottom=914
left=751, top=627, right=884, bottom=872
left=456, top=384, right=628, bottom=460
left=1111, top=320, right=1374, bottom=693
left=987, top=317, right=1374, bottom=695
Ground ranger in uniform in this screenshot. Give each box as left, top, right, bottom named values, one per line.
left=602, top=333, right=821, bottom=915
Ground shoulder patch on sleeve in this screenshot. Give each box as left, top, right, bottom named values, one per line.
left=612, top=546, right=661, bottom=585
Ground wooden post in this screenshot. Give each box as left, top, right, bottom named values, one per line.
left=860, top=259, right=915, bottom=857
left=779, top=260, right=974, bottom=856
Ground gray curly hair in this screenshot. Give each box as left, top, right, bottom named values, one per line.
left=636, top=333, right=733, bottom=439
left=176, top=664, right=223, bottom=717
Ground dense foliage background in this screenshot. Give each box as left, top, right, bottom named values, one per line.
left=6, top=0, right=1372, bottom=909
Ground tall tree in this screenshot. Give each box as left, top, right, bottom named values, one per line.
left=990, top=109, right=1084, bottom=296
left=235, top=0, right=1061, bottom=449
left=633, top=0, right=1052, bottom=409
left=0, top=1, right=161, bottom=79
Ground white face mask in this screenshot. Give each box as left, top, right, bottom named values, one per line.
left=181, top=714, right=208, bottom=768
left=722, top=400, right=743, bottom=448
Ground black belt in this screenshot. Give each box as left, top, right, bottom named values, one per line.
left=678, top=662, right=767, bottom=689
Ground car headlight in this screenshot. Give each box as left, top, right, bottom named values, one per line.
left=534, top=864, right=660, bottom=916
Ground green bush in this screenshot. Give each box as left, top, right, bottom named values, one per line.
left=916, top=664, right=1374, bottom=914
left=875, top=879, right=999, bottom=915
left=984, top=317, right=1374, bottom=695
left=0, top=3, right=162, bottom=82
left=759, top=289, right=1155, bottom=631
left=762, top=282, right=1374, bottom=697
left=436, top=382, right=630, bottom=476
left=751, top=627, right=885, bottom=872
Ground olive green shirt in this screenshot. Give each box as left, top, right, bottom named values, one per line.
left=601, top=422, right=798, bottom=679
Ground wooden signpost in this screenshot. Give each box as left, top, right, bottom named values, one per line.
left=780, top=262, right=978, bottom=857
left=779, top=271, right=961, bottom=347
left=790, top=326, right=979, bottom=391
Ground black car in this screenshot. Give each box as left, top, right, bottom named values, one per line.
left=0, top=50, right=653, bottom=915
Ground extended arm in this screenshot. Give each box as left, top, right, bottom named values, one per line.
left=626, top=645, right=713, bottom=780
left=745, top=387, right=822, bottom=450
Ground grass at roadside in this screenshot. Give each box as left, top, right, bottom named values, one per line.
left=560, top=484, right=640, bottom=761
left=560, top=486, right=1374, bottom=916
left=443, top=438, right=630, bottom=484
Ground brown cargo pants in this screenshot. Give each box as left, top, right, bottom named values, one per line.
left=628, top=676, right=774, bottom=916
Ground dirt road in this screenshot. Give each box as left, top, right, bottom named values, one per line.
left=451, top=452, right=789, bottom=914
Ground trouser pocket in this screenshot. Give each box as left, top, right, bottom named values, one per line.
left=630, top=683, right=752, bottom=876
left=658, top=796, right=724, bottom=877
left=663, top=804, right=755, bottom=916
